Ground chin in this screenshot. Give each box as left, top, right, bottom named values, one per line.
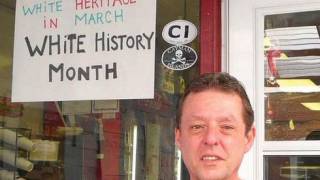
left=194, top=168, right=230, bottom=180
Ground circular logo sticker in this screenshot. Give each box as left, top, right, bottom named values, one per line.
left=162, top=20, right=198, bottom=45
left=161, top=45, right=198, bottom=71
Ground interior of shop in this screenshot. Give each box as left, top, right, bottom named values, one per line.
left=0, top=0, right=199, bottom=179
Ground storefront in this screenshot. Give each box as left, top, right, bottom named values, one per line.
left=1, top=0, right=320, bottom=180
left=0, top=0, right=220, bottom=179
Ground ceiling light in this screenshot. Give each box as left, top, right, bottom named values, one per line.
left=276, top=79, right=320, bottom=92
left=301, top=102, right=320, bottom=111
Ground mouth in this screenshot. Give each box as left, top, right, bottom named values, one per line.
left=201, top=155, right=222, bottom=161
left=200, top=155, right=224, bottom=166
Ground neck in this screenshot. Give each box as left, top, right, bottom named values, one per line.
left=190, top=174, right=241, bottom=180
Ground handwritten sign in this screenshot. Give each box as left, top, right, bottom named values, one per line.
left=12, top=0, right=156, bottom=102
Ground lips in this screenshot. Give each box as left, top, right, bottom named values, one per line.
left=201, top=155, right=222, bottom=161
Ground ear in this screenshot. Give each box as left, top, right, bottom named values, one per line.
left=244, top=126, right=256, bottom=153
left=175, top=128, right=181, bottom=149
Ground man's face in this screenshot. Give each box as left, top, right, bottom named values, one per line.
left=176, top=90, right=255, bottom=180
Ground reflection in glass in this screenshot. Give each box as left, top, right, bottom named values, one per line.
left=264, top=156, right=320, bottom=180
left=264, top=11, right=320, bottom=141
left=0, top=0, right=199, bottom=179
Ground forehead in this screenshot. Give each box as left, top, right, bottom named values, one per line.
left=181, top=90, right=245, bottom=123
left=183, top=89, right=241, bottom=105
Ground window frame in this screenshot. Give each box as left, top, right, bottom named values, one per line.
left=255, top=3, right=320, bottom=179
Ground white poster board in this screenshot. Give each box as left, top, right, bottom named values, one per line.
left=12, top=0, right=156, bottom=102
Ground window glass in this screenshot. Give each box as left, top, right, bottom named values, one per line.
left=264, top=155, right=320, bottom=180
left=0, top=0, right=199, bottom=179
left=264, top=10, right=320, bottom=141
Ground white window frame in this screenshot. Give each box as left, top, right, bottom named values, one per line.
left=226, top=0, right=320, bottom=179
left=255, top=3, right=320, bottom=179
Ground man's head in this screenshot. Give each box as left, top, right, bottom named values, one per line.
left=175, top=72, right=255, bottom=180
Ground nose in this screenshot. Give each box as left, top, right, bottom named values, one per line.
left=203, top=127, right=219, bottom=146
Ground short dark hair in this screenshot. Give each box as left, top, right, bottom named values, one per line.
left=176, top=72, right=254, bottom=134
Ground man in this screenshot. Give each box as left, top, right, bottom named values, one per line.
left=175, top=72, right=256, bottom=180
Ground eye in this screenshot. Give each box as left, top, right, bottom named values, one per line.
left=220, top=124, right=235, bottom=134
left=191, top=125, right=204, bottom=130
left=222, top=125, right=234, bottom=130
left=190, top=124, right=205, bottom=133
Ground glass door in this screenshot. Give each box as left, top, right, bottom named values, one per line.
left=0, top=0, right=202, bottom=180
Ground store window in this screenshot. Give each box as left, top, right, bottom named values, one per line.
left=0, top=1, right=199, bottom=180
left=264, top=10, right=320, bottom=141
left=261, top=8, right=320, bottom=180
left=265, top=156, right=320, bottom=179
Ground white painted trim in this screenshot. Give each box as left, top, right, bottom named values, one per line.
left=227, top=1, right=257, bottom=179
left=221, top=0, right=229, bottom=72
left=263, top=150, right=320, bottom=156
left=263, top=141, right=320, bottom=152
